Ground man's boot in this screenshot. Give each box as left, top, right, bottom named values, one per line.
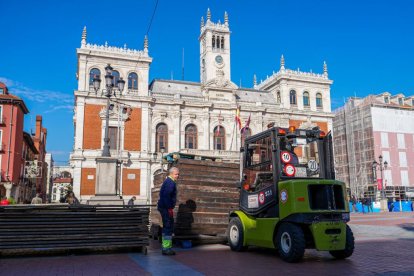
left=161, top=235, right=176, bottom=256
left=162, top=249, right=176, bottom=256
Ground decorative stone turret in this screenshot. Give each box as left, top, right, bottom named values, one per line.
left=81, top=26, right=87, bottom=47
left=144, top=35, right=148, bottom=53
left=199, top=8, right=233, bottom=87
left=201, top=16, right=204, bottom=29
left=280, top=55, right=285, bottom=71
left=253, top=74, right=257, bottom=87
left=323, top=61, right=328, bottom=77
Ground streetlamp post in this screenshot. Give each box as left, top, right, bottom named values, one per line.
left=88, top=64, right=125, bottom=205
left=93, top=64, right=125, bottom=157
left=373, top=155, right=388, bottom=211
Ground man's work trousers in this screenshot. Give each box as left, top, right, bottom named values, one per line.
left=158, top=207, right=174, bottom=250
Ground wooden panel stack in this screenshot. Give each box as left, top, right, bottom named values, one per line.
left=0, top=205, right=150, bottom=256
left=151, top=159, right=240, bottom=238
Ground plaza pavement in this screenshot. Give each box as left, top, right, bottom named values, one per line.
left=1, top=212, right=413, bottom=276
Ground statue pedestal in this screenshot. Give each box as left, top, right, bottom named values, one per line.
left=87, top=157, right=124, bottom=206
left=380, top=198, right=388, bottom=212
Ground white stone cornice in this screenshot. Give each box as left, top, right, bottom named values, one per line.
left=257, top=69, right=333, bottom=90
left=78, top=42, right=151, bottom=59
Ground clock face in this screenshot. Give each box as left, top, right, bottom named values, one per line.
left=215, top=55, right=223, bottom=64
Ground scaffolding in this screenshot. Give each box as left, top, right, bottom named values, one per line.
left=334, top=96, right=414, bottom=201
left=334, top=97, right=376, bottom=199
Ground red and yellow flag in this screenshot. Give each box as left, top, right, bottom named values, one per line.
left=235, top=106, right=242, bottom=129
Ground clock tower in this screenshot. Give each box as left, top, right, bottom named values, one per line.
left=199, top=9, right=232, bottom=86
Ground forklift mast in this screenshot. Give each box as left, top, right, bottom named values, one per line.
left=238, top=126, right=335, bottom=216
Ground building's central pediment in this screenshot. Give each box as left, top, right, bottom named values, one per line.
left=204, top=77, right=238, bottom=90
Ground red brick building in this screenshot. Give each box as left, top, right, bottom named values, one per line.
left=0, top=82, right=48, bottom=203
left=0, top=82, right=29, bottom=201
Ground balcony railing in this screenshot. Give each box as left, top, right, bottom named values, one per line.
left=126, top=89, right=138, bottom=94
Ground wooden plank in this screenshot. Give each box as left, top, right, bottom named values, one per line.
left=0, top=205, right=150, bottom=254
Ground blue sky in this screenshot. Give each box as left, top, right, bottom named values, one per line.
left=1, top=0, right=413, bottom=164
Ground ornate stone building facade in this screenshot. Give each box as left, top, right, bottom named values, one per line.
left=70, top=10, right=334, bottom=203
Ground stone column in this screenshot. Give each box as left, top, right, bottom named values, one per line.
left=201, top=111, right=210, bottom=150
left=280, top=80, right=289, bottom=109
left=74, top=99, right=85, bottom=150
left=72, top=162, right=82, bottom=200
left=172, top=111, right=181, bottom=151
left=141, top=104, right=150, bottom=153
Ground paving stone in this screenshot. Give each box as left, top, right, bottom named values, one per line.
left=1, top=212, right=413, bottom=275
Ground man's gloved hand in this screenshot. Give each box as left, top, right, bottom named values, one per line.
left=168, top=208, right=174, bottom=218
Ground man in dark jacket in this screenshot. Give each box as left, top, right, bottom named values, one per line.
left=158, top=167, right=179, bottom=255
left=127, top=196, right=136, bottom=206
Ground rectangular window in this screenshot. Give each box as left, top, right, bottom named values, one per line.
left=108, top=127, right=118, bottom=150
left=316, top=97, right=322, bottom=107
left=214, top=137, right=225, bottom=150
left=397, top=133, right=405, bottom=149
left=381, top=132, right=389, bottom=148
left=383, top=170, right=392, bottom=186
left=401, top=171, right=409, bottom=186
left=398, top=98, right=403, bottom=105
left=382, top=151, right=390, bottom=166
left=399, top=152, right=407, bottom=167
left=384, top=97, right=389, bottom=104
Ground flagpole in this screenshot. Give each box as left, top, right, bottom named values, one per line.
left=230, top=119, right=236, bottom=151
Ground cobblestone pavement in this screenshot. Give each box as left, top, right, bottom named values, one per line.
left=1, top=212, right=413, bottom=276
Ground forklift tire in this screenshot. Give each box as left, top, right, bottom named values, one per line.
left=275, top=223, right=305, bottom=263
left=228, top=217, right=247, bottom=252
left=329, top=225, right=355, bottom=259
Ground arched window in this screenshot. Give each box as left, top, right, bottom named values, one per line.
left=316, top=93, right=323, bottom=108
left=290, top=90, right=297, bottom=105
left=156, top=123, right=168, bottom=152
left=214, top=126, right=225, bottom=150
left=154, top=169, right=162, bottom=176
left=303, top=91, right=310, bottom=106
left=185, top=124, right=197, bottom=149
left=61, top=171, right=72, bottom=178
left=128, top=72, right=138, bottom=90
left=221, top=36, right=224, bottom=49
left=276, top=91, right=281, bottom=103
left=212, top=35, right=216, bottom=48
left=112, top=70, right=120, bottom=86
left=89, top=68, right=101, bottom=86
left=216, top=36, right=220, bottom=49
left=241, top=127, right=252, bottom=146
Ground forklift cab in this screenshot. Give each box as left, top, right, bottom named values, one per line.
left=239, top=126, right=335, bottom=216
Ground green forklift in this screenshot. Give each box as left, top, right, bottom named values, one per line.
left=227, top=126, right=354, bottom=262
